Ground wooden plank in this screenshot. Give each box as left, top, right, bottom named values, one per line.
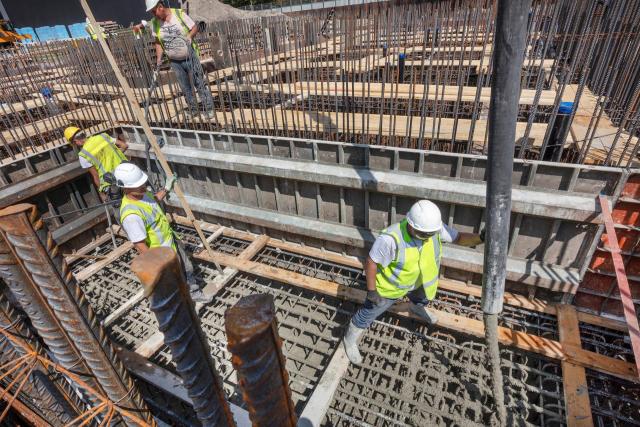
left=298, top=345, right=350, bottom=427
left=65, top=233, right=113, bottom=265
left=195, top=249, right=639, bottom=382
left=238, top=234, right=270, bottom=260
left=557, top=304, right=595, bottom=427
left=74, top=241, right=133, bottom=282
left=103, top=289, right=144, bottom=327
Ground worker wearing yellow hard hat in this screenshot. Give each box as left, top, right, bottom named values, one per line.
left=65, top=126, right=129, bottom=202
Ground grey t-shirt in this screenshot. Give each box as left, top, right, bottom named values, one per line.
left=155, top=11, right=195, bottom=61
left=369, top=224, right=459, bottom=268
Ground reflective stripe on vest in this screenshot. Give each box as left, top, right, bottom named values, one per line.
left=120, top=192, right=176, bottom=250
left=151, top=8, right=200, bottom=56
left=375, top=220, right=442, bottom=299
left=78, top=133, right=126, bottom=191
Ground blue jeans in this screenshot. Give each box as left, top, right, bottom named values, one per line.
left=170, top=51, right=214, bottom=112
left=351, top=286, right=430, bottom=329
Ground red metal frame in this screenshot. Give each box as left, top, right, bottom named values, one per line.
left=598, top=195, right=640, bottom=379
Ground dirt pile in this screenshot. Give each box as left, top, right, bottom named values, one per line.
left=186, top=0, right=282, bottom=22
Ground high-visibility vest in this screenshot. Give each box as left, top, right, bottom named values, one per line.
left=151, top=8, right=200, bottom=56
left=120, top=192, right=176, bottom=250
left=78, top=133, right=127, bottom=192
left=85, top=23, right=104, bottom=40
left=375, top=219, right=442, bottom=300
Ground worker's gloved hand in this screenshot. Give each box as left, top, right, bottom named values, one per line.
left=479, top=228, right=486, bottom=242
left=366, top=289, right=384, bottom=306
left=164, top=176, right=177, bottom=193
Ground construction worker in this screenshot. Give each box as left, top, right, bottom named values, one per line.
left=64, top=126, right=128, bottom=202
left=113, top=163, right=212, bottom=303
left=146, top=0, right=214, bottom=119
left=343, top=200, right=484, bottom=364
left=85, top=18, right=104, bottom=40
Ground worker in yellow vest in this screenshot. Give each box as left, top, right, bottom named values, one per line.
left=64, top=126, right=128, bottom=202
left=85, top=18, right=105, bottom=40
left=113, top=163, right=212, bottom=303
left=146, top=0, right=214, bottom=119
left=343, top=200, right=484, bottom=364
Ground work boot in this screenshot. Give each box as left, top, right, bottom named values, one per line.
left=410, top=303, right=438, bottom=325
left=343, top=322, right=365, bottom=365
left=190, top=289, right=213, bottom=304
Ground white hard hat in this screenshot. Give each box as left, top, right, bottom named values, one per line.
left=406, top=200, right=442, bottom=233
left=146, top=0, right=161, bottom=11
left=114, top=163, right=148, bottom=188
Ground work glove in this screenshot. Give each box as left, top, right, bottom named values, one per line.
left=164, top=176, right=177, bottom=193
left=366, top=289, right=384, bottom=306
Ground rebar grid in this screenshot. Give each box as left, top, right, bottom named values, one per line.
left=579, top=321, right=635, bottom=363
left=324, top=315, right=566, bottom=427
left=0, top=0, right=638, bottom=165
left=586, top=369, right=640, bottom=426
left=107, top=299, right=159, bottom=349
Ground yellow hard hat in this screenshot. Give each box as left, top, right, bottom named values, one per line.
left=64, top=126, right=81, bottom=142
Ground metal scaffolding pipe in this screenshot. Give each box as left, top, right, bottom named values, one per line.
left=225, top=294, right=297, bottom=427
left=0, top=203, right=154, bottom=426
left=130, top=247, right=235, bottom=427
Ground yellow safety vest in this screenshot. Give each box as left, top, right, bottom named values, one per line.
left=375, top=220, right=442, bottom=300
left=151, top=8, right=200, bottom=56
left=85, top=23, right=104, bottom=40
left=78, top=133, right=127, bottom=192
left=120, top=192, right=176, bottom=250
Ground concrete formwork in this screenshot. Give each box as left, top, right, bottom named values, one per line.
left=122, top=126, right=636, bottom=301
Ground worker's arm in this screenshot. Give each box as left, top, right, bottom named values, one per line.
left=154, top=41, right=163, bottom=66
left=187, top=23, right=198, bottom=41
left=154, top=176, right=177, bottom=202
left=133, top=241, right=149, bottom=254
left=455, top=232, right=483, bottom=248
left=365, top=256, right=378, bottom=292
left=88, top=167, right=106, bottom=201
left=115, top=135, right=128, bottom=153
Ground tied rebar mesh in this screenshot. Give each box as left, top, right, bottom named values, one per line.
left=225, top=293, right=297, bottom=427
left=0, top=203, right=154, bottom=426
left=130, top=247, right=235, bottom=427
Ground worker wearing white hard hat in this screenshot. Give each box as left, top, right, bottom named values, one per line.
left=114, top=163, right=212, bottom=303
left=146, top=0, right=214, bottom=119
left=343, top=200, right=484, bottom=365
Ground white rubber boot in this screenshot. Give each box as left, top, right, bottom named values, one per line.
left=410, top=303, right=438, bottom=325
left=343, top=322, right=365, bottom=364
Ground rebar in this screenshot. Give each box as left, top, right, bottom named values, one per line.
left=130, top=246, right=235, bottom=427
left=0, top=292, right=81, bottom=425
left=0, top=203, right=154, bottom=426
left=225, top=293, right=297, bottom=427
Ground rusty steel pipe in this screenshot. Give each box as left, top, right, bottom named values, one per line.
left=0, top=203, right=154, bottom=426
left=131, top=247, right=235, bottom=427
left=0, top=292, right=82, bottom=425
left=225, top=294, right=297, bottom=427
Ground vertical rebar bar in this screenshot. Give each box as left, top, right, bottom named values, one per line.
left=0, top=203, right=154, bottom=426
left=130, top=246, right=235, bottom=427
left=225, top=293, right=297, bottom=427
